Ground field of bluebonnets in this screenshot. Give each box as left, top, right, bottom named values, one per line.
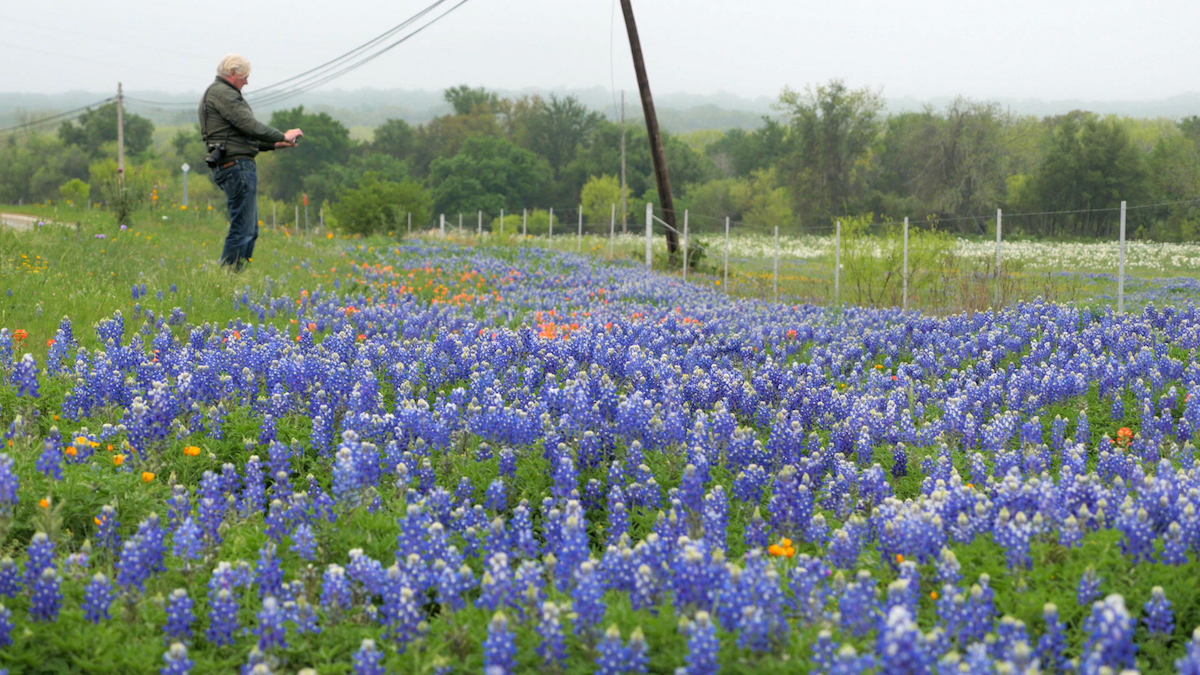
left=0, top=207, right=1199, bottom=674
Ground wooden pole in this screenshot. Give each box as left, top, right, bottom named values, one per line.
left=116, top=82, right=125, bottom=189
left=902, top=217, right=909, bottom=312
left=620, top=90, right=627, bottom=234
left=619, top=0, right=679, bottom=258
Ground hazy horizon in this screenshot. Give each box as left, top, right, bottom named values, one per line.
left=3, top=0, right=1199, bottom=104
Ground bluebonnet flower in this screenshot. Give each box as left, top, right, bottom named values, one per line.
left=1078, top=567, right=1102, bottom=606
left=206, top=563, right=240, bottom=646
left=1178, top=627, right=1200, bottom=674
left=321, top=564, right=353, bottom=615
left=680, top=611, right=719, bottom=675
left=161, top=643, right=193, bottom=675
left=353, top=638, right=386, bottom=675
left=1036, top=603, right=1067, bottom=672
left=877, top=605, right=932, bottom=674
left=483, top=612, right=517, bottom=675
left=256, top=543, right=284, bottom=599
left=1082, top=594, right=1137, bottom=672
left=1143, top=586, right=1174, bottom=636
left=36, top=438, right=62, bottom=481
left=255, top=596, right=287, bottom=651
left=25, top=533, right=55, bottom=586
left=0, top=454, right=18, bottom=513
left=596, top=624, right=627, bottom=675
left=290, top=523, right=317, bottom=561
left=30, top=567, right=61, bottom=622
left=627, top=627, right=649, bottom=673
left=164, top=588, right=195, bottom=641
left=12, top=353, right=40, bottom=397
left=172, top=517, right=204, bottom=562
left=573, top=560, right=606, bottom=637
left=0, top=603, right=11, bottom=648
left=83, top=572, right=114, bottom=623
left=0, top=558, right=20, bottom=597
left=537, top=602, right=568, bottom=668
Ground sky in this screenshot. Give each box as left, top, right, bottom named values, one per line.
left=2, top=0, right=1199, bottom=105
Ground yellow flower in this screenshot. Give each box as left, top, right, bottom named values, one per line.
left=142, top=472, right=156, bottom=483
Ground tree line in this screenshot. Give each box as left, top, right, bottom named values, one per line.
left=2, top=80, right=1198, bottom=240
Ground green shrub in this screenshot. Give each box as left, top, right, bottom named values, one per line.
left=330, top=173, right=431, bottom=236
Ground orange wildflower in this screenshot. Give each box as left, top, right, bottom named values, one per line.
left=39, top=497, right=50, bottom=509
left=113, top=454, right=126, bottom=466
left=183, top=446, right=201, bottom=457
left=142, top=472, right=156, bottom=483
left=896, top=554, right=905, bottom=563
left=768, top=544, right=785, bottom=557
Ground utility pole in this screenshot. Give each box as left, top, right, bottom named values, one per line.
left=620, top=90, right=627, bottom=234
left=619, top=0, right=679, bottom=258
left=116, top=82, right=125, bottom=189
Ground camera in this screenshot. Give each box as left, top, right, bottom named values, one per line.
left=205, top=143, right=226, bottom=170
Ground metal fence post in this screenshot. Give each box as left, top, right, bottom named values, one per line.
left=835, top=220, right=841, bottom=306
left=645, top=202, right=653, bottom=269
left=723, top=216, right=729, bottom=290
left=578, top=205, right=583, bottom=252
left=523, top=209, right=527, bottom=239
left=458, top=213, right=462, bottom=235
left=902, top=216, right=909, bottom=312
left=478, top=210, right=482, bottom=237
left=500, top=209, right=504, bottom=237
left=682, top=209, right=689, bottom=281
left=609, top=203, right=615, bottom=260
left=1118, top=200, right=1127, bottom=314
left=773, top=225, right=779, bottom=303
left=995, top=209, right=1002, bottom=309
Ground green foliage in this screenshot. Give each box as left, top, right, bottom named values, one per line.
left=443, top=84, right=501, bottom=116
left=330, top=174, right=431, bottom=236
left=57, top=103, right=154, bottom=158
left=838, top=214, right=957, bottom=307
left=371, top=117, right=416, bottom=160
left=265, top=106, right=355, bottom=201
left=429, top=136, right=551, bottom=216
left=705, top=120, right=789, bottom=178
left=686, top=169, right=793, bottom=232
left=1024, top=112, right=1146, bottom=237
left=580, top=174, right=621, bottom=224
left=524, top=94, right=603, bottom=180
left=303, top=152, right=411, bottom=206
left=776, top=79, right=883, bottom=227
left=58, top=178, right=90, bottom=206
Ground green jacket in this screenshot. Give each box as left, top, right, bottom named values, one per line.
left=198, top=77, right=285, bottom=162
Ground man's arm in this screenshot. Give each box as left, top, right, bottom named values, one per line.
left=212, top=88, right=285, bottom=144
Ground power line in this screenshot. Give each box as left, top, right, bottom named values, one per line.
left=0, top=97, right=116, bottom=135
left=249, top=0, right=453, bottom=99
left=249, top=0, right=474, bottom=108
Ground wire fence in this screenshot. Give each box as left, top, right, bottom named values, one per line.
left=386, top=197, right=1200, bottom=315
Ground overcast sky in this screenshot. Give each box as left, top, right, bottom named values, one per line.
left=3, top=0, right=1198, bottom=104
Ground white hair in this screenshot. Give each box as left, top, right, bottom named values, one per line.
left=217, top=54, right=251, bottom=78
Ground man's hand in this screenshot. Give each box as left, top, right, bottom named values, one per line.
left=283, top=128, right=304, bottom=143
left=274, top=141, right=297, bottom=149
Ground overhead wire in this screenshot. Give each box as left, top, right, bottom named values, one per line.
left=0, top=97, right=116, bottom=135
left=248, top=0, right=473, bottom=108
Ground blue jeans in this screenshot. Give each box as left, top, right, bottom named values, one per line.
left=212, top=159, right=258, bottom=269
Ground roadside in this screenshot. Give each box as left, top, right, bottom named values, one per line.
left=0, top=212, right=48, bottom=231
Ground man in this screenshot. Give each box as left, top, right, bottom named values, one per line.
left=199, top=54, right=303, bottom=270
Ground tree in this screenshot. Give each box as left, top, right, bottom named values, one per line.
left=444, top=85, right=500, bottom=116
left=1144, top=131, right=1200, bottom=241
left=429, top=135, right=552, bottom=215
left=706, top=119, right=789, bottom=178
left=59, top=178, right=90, bottom=206
left=411, top=111, right=502, bottom=178
left=526, top=95, right=603, bottom=180
left=330, top=173, right=431, bottom=235
left=303, top=153, right=410, bottom=206
left=1026, top=112, right=1145, bottom=237
left=58, top=102, right=154, bottom=158
left=775, top=80, right=883, bottom=228
left=372, top=118, right=415, bottom=160
left=581, top=175, right=622, bottom=224
left=264, top=106, right=355, bottom=200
